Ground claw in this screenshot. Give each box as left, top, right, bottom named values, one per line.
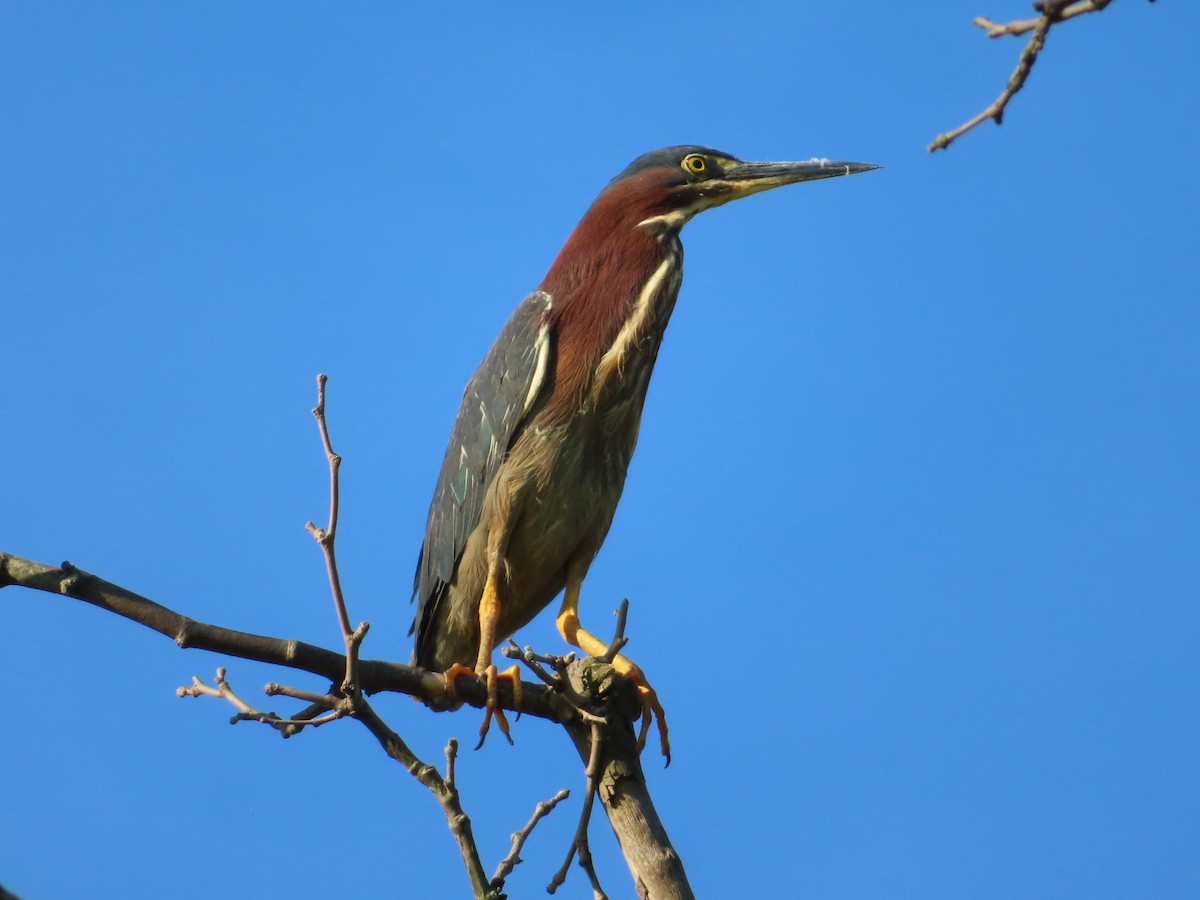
left=628, top=673, right=670, bottom=765
left=600, top=656, right=671, bottom=763
left=506, top=664, right=523, bottom=720
left=441, top=662, right=475, bottom=702
left=474, top=663, right=523, bottom=749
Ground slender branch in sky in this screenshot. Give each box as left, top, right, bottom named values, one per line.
left=929, top=0, right=1153, bottom=151
left=303, top=373, right=355, bottom=656
left=491, top=788, right=573, bottom=892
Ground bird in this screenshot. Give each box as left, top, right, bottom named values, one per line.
left=411, top=145, right=878, bottom=755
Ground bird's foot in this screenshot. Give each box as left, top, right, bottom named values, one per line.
left=440, top=662, right=524, bottom=748
left=613, top=660, right=670, bottom=764
left=638, top=681, right=671, bottom=764
left=439, top=661, right=522, bottom=746
left=555, top=597, right=670, bottom=760
left=440, top=662, right=476, bottom=703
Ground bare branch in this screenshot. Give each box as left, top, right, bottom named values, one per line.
left=295, top=376, right=503, bottom=898
left=304, top=373, right=356, bottom=691
left=976, top=0, right=1113, bottom=36
left=354, top=709, right=495, bottom=898
left=505, top=641, right=606, bottom=720
left=560, top=660, right=695, bottom=900
left=929, top=0, right=1138, bottom=151
left=1, top=377, right=693, bottom=898
left=0, top=553, right=562, bottom=723
left=264, top=681, right=339, bottom=706
left=929, top=10, right=1054, bottom=151
left=3, top=550, right=691, bottom=897
left=275, top=698, right=339, bottom=738
left=600, top=598, right=630, bottom=665
left=180, top=669, right=346, bottom=728
left=550, top=721, right=609, bottom=897
left=490, top=787, right=572, bottom=892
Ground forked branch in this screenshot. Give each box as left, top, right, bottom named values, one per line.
left=929, top=0, right=1154, bottom=151
left=0, top=375, right=690, bottom=898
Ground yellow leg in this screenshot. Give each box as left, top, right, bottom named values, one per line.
left=556, top=576, right=671, bottom=762
left=475, top=562, right=502, bottom=673
left=472, top=562, right=522, bottom=747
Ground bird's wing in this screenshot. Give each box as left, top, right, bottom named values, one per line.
left=411, top=290, right=554, bottom=653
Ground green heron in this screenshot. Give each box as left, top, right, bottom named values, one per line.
left=412, top=145, right=878, bottom=754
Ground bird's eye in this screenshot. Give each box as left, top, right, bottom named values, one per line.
left=681, top=154, right=707, bottom=176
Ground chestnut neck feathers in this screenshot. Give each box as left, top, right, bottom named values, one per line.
left=538, top=170, right=685, bottom=422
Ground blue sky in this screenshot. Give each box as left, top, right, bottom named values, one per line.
left=3, top=3, right=1197, bottom=898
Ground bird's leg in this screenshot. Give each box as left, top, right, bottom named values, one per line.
left=556, top=575, right=670, bottom=762
left=473, top=558, right=522, bottom=748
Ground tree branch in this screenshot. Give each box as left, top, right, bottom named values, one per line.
left=1, top=551, right=690, bottom=895
left=303, top=373, right=355, bottom=655
left=558, top=661, right=694, bottom=900
left=0, top=552, right=565, bottom=724
left=491, top=787, right=572, bottom=892
left=2, top=375, right=693, bottom=897
left=929, top=0, right=1150, bottom=151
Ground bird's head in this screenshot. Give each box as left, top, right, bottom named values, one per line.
left=595, top=145, right=880, bottom=232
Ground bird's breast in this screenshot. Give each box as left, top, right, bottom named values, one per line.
left=502, top=416, right=630, bottom=584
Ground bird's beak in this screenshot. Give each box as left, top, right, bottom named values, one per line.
left=721, top=158, right=881, bottom=199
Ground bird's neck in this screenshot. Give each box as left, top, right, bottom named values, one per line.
left=539, top=196, right=684, bottom=421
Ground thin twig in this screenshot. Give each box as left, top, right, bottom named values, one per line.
left=277, top=699, right=340, bottom=738
left=603, top=598, right=664, bottom=759
left=976, top=0, right=1111, bottom=35
left=263, top=683, right=339, bottom=706
left=578, top=837, right=607, bottom=900
left=178, top=669, right=346, bottom=729
left=929, top=12, right=1053, bottom=151
left=445, top=738, right=459, bottom=789
left=490, top=788, right=572, bottom=892
left=345, top=620, right=368, bottom=693
left=305, top=374, right=355, bottom=654
left=505, top=642, right=577, bottom=671
left=929, top=0, right=1127, bottom=151
left=231, top=709, right=344, bottom=727
left=294, top=380, right=498, bottom=898
left=504, top=641, right=563, bottom=689
left=549, top=722, right=608, bottom=897
left=505, top=642, right=607, bottom=723
left=600, top=599, right=630, bottom=664
left=355, top=706, right=494, bottom=898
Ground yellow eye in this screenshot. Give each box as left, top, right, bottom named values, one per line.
left=682, top=154, right=707, bottom=175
